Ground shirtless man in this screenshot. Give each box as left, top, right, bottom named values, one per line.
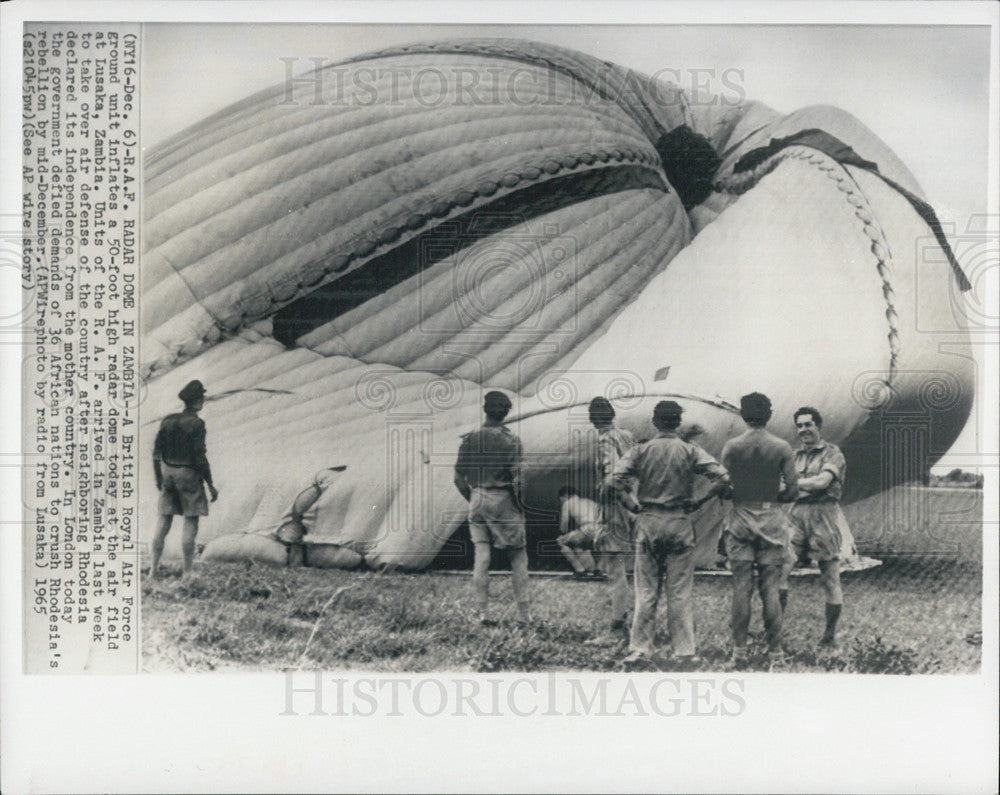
left=720, top=392, right=798, bottom=670
left=555, top=486, right=603, bottom=579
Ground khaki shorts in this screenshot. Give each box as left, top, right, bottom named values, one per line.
left=557, top=523, right=600, bottom=550
left=789, top=502, right=848, bottom=562
left=725, top=505, right=790, bottom=565
left=158, top=464, right=208, bottom=517
left=597, top=499, right=635, bottom=553
left=469, top=487, right=526, bottom=550
left=725, top=533, right=787, bottom=566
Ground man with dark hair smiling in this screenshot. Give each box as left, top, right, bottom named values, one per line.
left=780, top=406, right=853, bottom=647
left=609, top=400, right=728, bottom=670
left=720, top=392, right=798, bottom=670
left=454, top=390, right=530, bottom=627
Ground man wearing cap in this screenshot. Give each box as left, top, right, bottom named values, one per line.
left=780, top=406, right=853, bottom=647
left=454, top=390, right=530, bottom=626
left=720, top=392, right=798, bottom=670
left=151, top=380, right=219, bottom=578
left=608, top=400, right=729, bottom=669
left=589, top=396, right=638, bottom=631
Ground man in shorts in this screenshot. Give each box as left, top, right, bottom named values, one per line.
left=780, top=406, right=852, bottom=646
left=589, top=396, right=638, bottom=630
left=151, top=380, right=219, bottom=578
left=555, top=486, right=603, bottom=579
left=454, top=390, right=530, bottom=626
left=720, top=392, right=798, bottom=670
left=609, top=401, right=729, bottom=669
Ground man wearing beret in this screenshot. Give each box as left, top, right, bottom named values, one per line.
left=608, top=400, right=729, bottom=669
left=454, top=390, right=530, bottom=626
left=151, top=380, right=218, bottom=578
left=720, top=392, right=798, bottom=670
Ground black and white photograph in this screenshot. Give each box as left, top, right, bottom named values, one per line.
left=2, top=1, right=997, bottom=793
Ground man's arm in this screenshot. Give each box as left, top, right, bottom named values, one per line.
left=453, top=471, right=472, bottom=502
left=152, top=427, right=164, bottom=490
left=192, top=420, right=218, bottom=501
left=597, top=434, right=616, bottom=481
left=512, top=435, right=524, bottom=497
left=558, top=501, right=571, bottom=536
left=688, top=445, right=731, bottom=510
left=607, top=448, right=643, bottom=512
left=454, top=435, right=472, bottom=501
left=606, top=445, right=637, bottom=494
left=779, top=446, right=800, bottom=501
left=798, top=447, right=843, bottom=494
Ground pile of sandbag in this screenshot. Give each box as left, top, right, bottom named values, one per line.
left=201, top=466, right=364, bottom=569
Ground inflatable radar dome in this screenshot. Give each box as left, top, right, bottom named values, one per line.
left=141, top=39, right=974, bottom=570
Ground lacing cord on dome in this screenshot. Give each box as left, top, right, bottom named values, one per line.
left=733, top=129, right=972, bottom=292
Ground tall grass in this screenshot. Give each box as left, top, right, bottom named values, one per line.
left=143, top=555, right=981, bottom=674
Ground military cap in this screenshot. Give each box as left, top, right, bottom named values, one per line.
left=178, top=380, right=207, bottom=404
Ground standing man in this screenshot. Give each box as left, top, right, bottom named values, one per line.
left=590, top=396, right=638, bottom=630
left=555, top=486, right=603, bottom=579
left=720, top=392, right=798, bottom=670
left=454, top=390, right=530, bottom=626
left=151, top=380, right=219, bottom=578
left=609, top=401, right=729, bottom=668
left=781, top=407, right=852, bottom=647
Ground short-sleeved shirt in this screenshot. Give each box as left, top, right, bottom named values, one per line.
left=720, top=428, right=798, bottom=503
left=455, top=422, right=523, bottom=490
left=154, top=410, right=213, bottom=485
left=794, top=441, right=846, bottom=503
left=597, top=426, right=636, bottom=482
left=609, top=431, right=728, bottom=509
left=595, top=425, right=637, bottom=550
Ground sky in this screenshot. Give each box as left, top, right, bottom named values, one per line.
left=140, top=22, right=994, bottom=468
left=143, top=24, right=991, bottom=226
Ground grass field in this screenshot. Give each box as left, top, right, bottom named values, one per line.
left=143, top=486, right=984, bottom=673
left=141, top=556, right=982, bottom=674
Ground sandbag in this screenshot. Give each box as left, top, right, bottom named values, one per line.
left=305, top=543, right=364, bottom=569
left=201, top=532, right=288, bottom=566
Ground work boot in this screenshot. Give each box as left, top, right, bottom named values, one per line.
left=730, top=646, right=749, bottom=671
